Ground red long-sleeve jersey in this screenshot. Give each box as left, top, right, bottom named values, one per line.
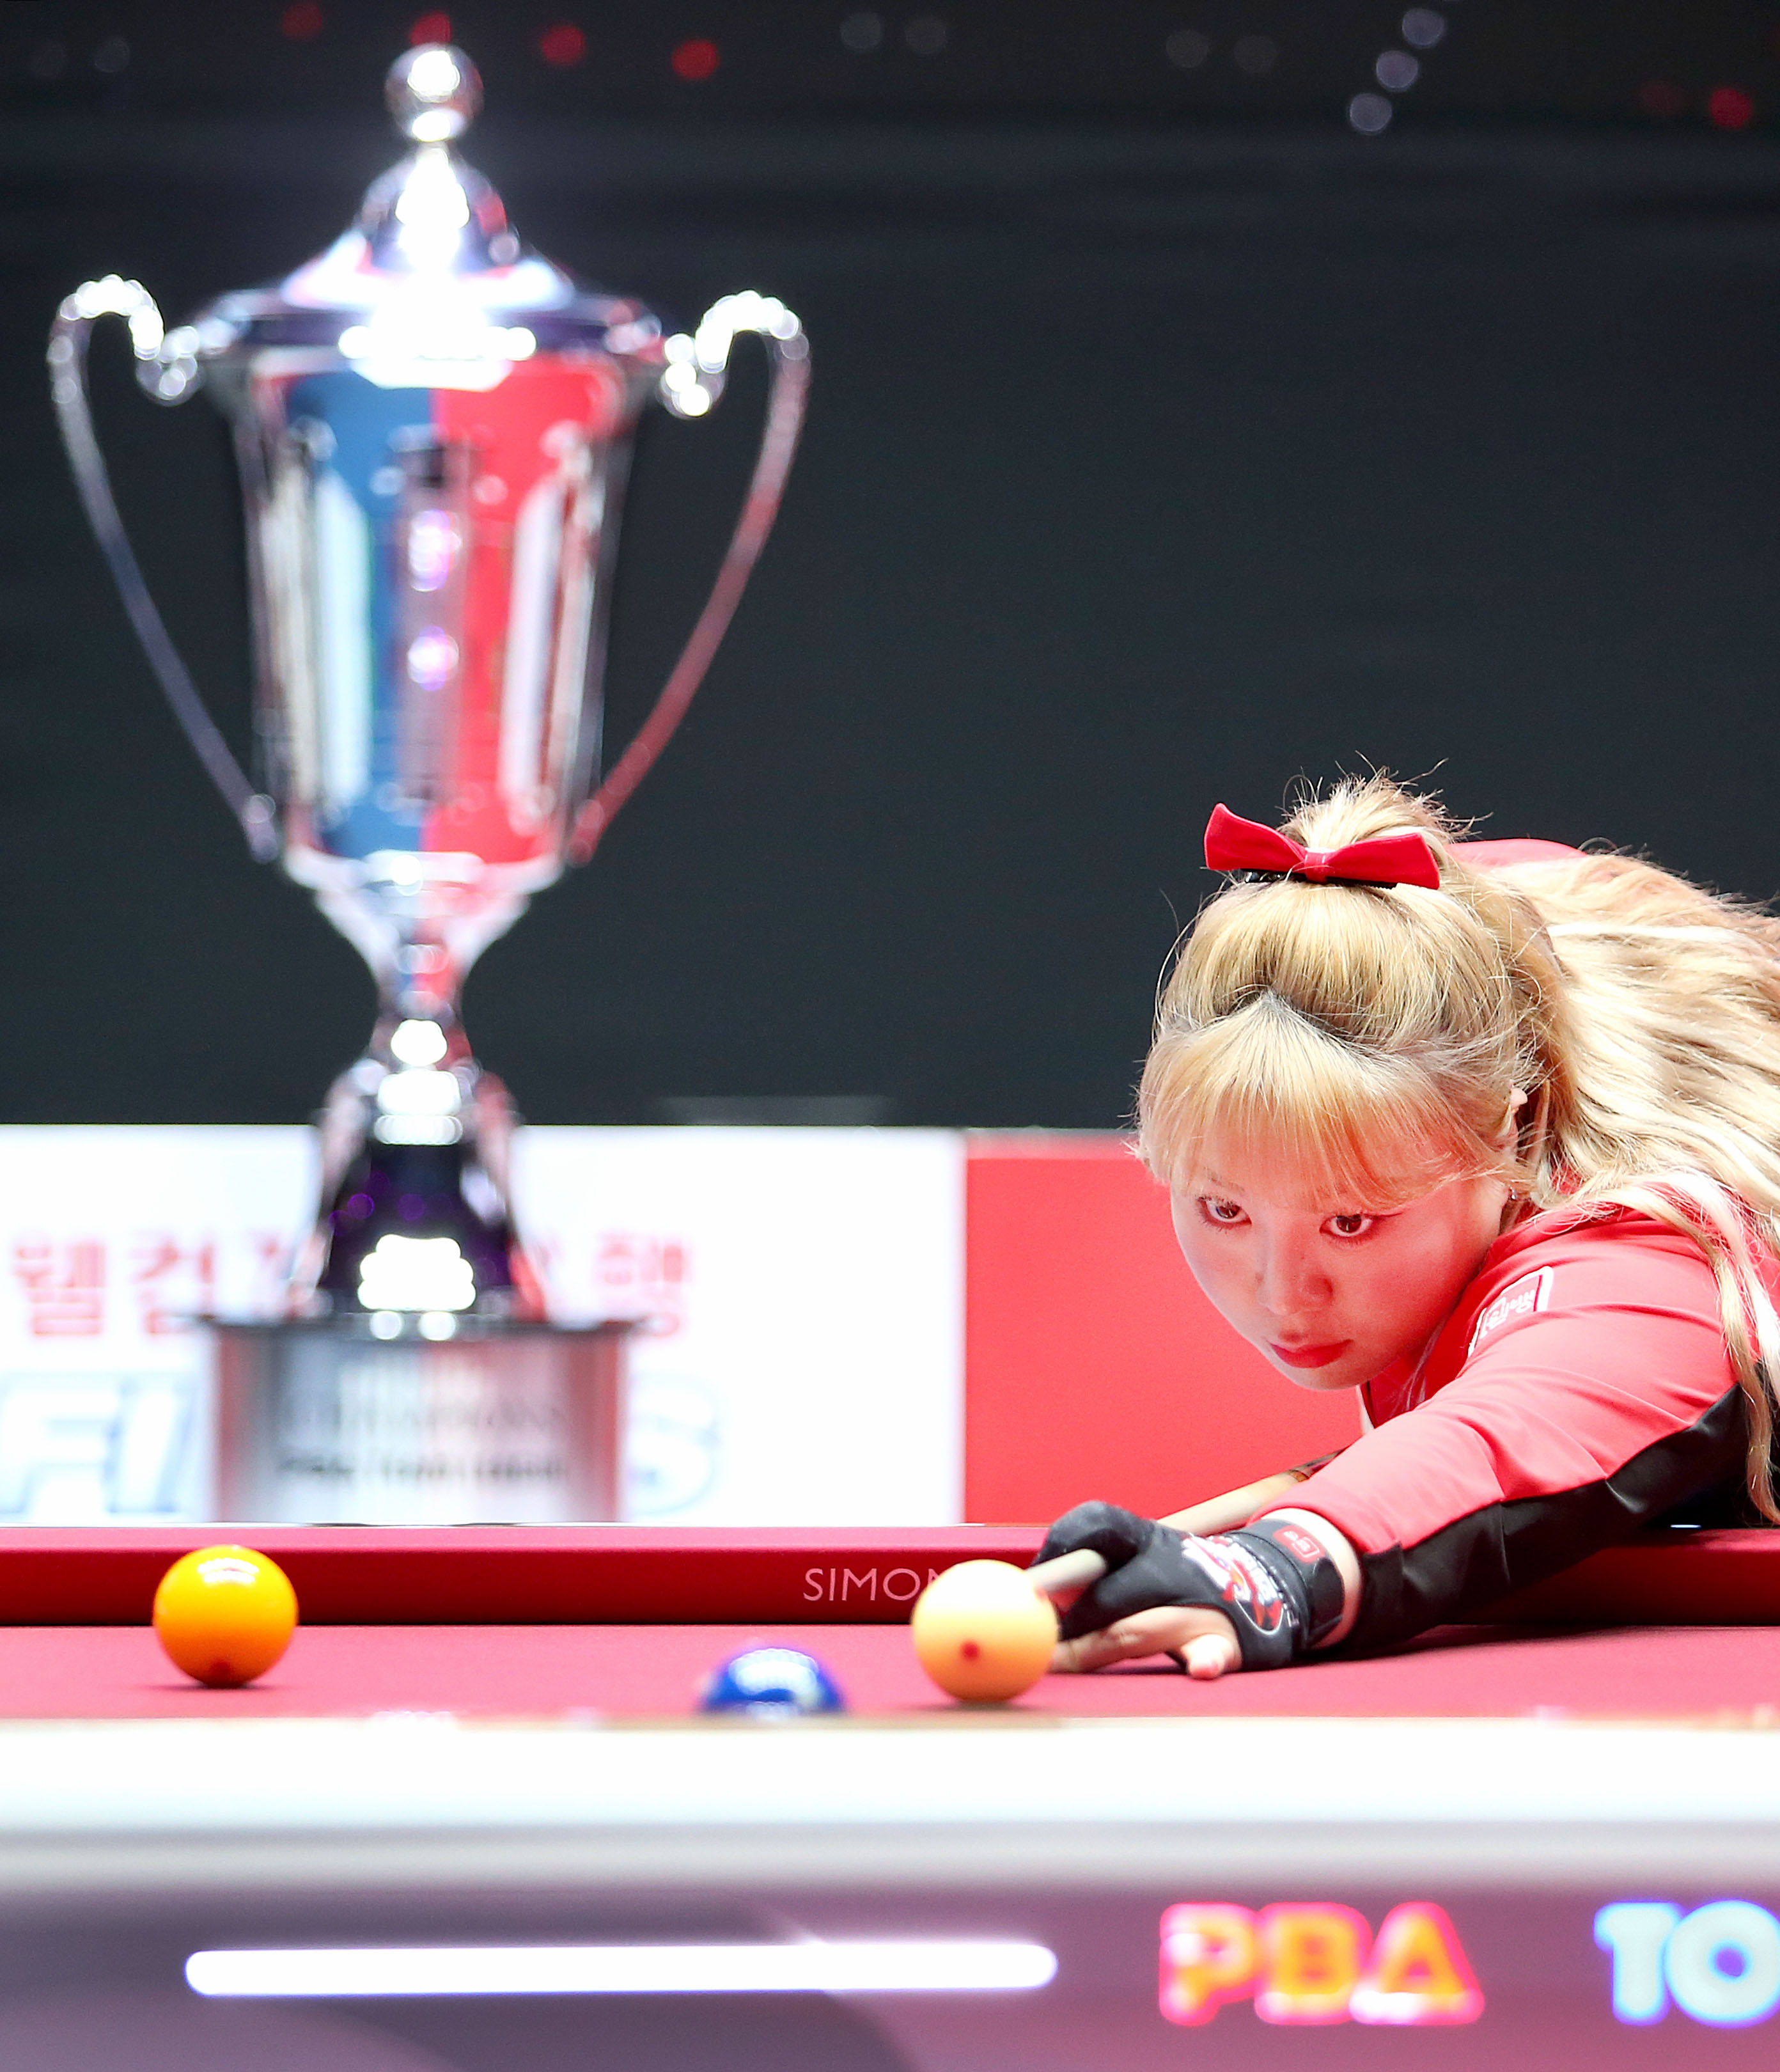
left=1287, top=835, right=1770, bottom=1648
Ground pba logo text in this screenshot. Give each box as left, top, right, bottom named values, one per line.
left=1158, top=1902, right=1483, bottom=2027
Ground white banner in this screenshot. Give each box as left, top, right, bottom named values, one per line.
left=0, top=1127, right=964, bottom=1526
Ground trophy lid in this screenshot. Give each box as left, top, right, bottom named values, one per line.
left=182, top=45, right=662, bottom=391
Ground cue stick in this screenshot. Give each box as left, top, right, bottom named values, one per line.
left=1026, top=1548, right=1109, bottom=1596
left=1160, top=1467, right=1313, bottom=1535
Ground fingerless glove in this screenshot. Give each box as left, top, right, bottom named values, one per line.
left=1036, top=1500, right=1345, bottom=1670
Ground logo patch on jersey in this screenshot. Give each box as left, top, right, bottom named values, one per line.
left=1274, top=1525, right=1323, bottom=1566
left=1467, top=1266, right=1554, bottom=1355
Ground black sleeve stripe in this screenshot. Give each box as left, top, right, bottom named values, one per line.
left=1345, top=1385, right=1745, bottom=1652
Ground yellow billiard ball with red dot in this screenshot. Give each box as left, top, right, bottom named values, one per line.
left=910, top=1558, right=1059, bottom=1702
left=152, top=1545, right=298, bottom=1688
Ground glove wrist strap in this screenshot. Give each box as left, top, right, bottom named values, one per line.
left=1221, top=1519, right=1346, bottom=1658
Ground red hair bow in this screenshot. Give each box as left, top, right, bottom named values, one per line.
left=1203, top=803, right=1441, bottom=890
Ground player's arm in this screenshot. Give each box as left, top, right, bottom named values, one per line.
left=1286, top=1296, right=1741, bottom=1651
left=1045, top=1232, right=1742, bottom=1669
left=1228, top=1230, right=1745, bottom=1651
left=1046, top=1289, right=1732, bottom=1673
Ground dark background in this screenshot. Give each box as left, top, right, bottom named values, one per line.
left=4, top=0, right=1780, bottom=1127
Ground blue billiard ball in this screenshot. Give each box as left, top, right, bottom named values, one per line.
left=699, top=1646, right=847, bottom=1719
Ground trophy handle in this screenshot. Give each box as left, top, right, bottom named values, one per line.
left=566, top=292, right=810, bottom=865
left=47, top=277, right=278, bottom=861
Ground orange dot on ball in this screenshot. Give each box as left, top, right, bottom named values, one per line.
left=910, top=1558, right=1058, bottom=1703
left=152, top=1545, right=299, bottom=1688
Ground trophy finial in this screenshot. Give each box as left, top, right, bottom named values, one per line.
left=386, top=43, right=483, bottom=145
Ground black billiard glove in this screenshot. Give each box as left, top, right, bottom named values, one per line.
left=1034, top=1500, right=1345, bottom=1670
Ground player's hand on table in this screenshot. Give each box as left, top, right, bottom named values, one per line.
left=1057, top=1604, right=1242, bottom=1680
left=1037, top=1502, right=1240, bottom=1678
left=1036, top=1500, right=1347, bottom=1679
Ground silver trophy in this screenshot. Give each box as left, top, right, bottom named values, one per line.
left=47, top=46, right=807, bottom=1521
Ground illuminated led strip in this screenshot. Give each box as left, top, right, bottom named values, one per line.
left=1349, top=5, right=1454, bottom=135
left=185, top=1940, right=1058, bottom=1998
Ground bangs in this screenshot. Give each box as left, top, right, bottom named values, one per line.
left=1138, top=994, right=1489, bottom=1210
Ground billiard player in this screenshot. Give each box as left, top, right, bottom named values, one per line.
left=1040, top=774, right=1780, bottom=1681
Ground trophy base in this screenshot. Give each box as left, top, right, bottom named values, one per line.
left=207, top=1318, right=631, bottom=1525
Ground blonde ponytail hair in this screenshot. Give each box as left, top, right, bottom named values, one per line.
left=1139, top=774, right=1780, bottom=1519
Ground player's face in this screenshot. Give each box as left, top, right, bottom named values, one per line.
left=1170, top=1144, right=1513, bottom=1393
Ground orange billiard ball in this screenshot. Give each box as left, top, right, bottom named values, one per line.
left=152, top=1545, right=299, bottom=1688
left=910, top=1558, right=1059, bottom=1703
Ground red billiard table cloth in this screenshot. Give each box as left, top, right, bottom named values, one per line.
left=0, top=1523, right=1776, bottom=1723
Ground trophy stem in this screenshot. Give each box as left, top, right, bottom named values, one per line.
left=279, top=862, right=549, bottom=1326
left=285, top=985, right=543, bottom=1326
